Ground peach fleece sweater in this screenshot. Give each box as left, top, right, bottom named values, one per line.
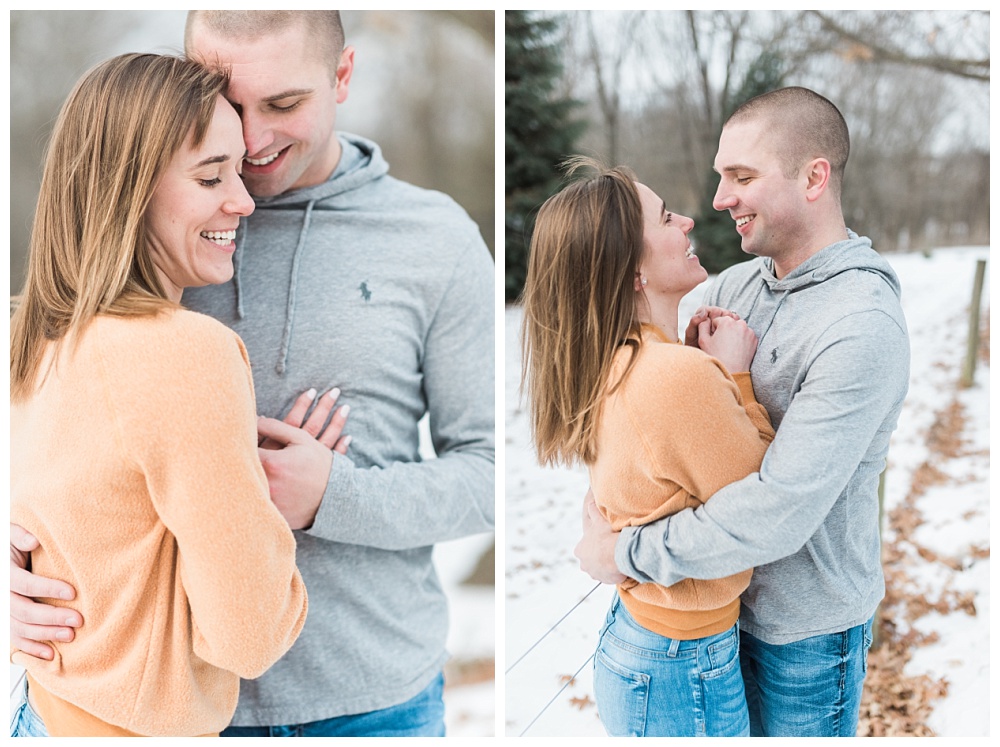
left=590, top=324, right=774, bottom=640
left=10, top=309, right=308, bottom=736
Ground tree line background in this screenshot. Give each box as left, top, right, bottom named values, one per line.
left=505, top=10, right=989, bottom=300
left=9, top=10, right=495, bottom=297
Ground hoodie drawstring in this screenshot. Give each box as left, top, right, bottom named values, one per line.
left=276, top=199, right=316, bottom=375
left=756, top=289, right=790, bottom=349
left=233, top=223, right=247, bottom=319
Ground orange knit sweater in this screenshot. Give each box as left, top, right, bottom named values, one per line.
left=10, top=309, right=308, bottom=736
left=590, top=324, right=774, bottom=640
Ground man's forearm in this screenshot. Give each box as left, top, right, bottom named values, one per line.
left=618, top=316, right=909, bottom=586
left=307, top=447, right=494, bottom=549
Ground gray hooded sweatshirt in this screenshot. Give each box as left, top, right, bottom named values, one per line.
left=182, top=133, right=495, bottom=725
left=616, top=233, right=909, bottom=644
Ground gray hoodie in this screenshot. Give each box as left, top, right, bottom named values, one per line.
left=182, top=133, right=495, bottom=724
left=616, top=233, right=909, bottom=644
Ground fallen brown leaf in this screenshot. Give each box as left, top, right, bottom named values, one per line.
left=569, top=694, right=594, bottom=710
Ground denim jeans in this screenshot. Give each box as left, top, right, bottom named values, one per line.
left=593, top=594, right=749, bottom=737
left=221, top=671, right=446, bottom=737
left=10, top=676, right=49, bottom=737
left=740, top=615, right=874, bottom=737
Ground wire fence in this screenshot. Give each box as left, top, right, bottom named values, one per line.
left=505, top=581, right=607, bottom=736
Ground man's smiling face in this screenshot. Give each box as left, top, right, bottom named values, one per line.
left=188, top=19, right=353, bottom=198
left=712, top=118, right=810, bottom=263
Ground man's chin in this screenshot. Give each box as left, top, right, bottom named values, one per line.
left=243, top=176, right=288, bottom=199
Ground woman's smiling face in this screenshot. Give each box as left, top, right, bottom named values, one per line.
left=636, top=182, right=706, bottom=298
left=146, top=95, right=255, bottom=302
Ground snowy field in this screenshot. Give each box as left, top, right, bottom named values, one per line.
left=504, top=246, right=990, bottom=737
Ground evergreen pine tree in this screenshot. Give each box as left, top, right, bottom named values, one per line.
left=695, top=51, right=785, bottom=275
left=505, top=10, right=585, bottom=300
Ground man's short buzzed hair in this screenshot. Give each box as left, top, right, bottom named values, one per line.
left=727, top=87, right=850, bottom=197
left=185, top=10, right=345, bottom=78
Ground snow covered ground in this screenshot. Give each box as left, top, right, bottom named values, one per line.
left=503, top=246, right=990, bottom=737
left=435, top=533, right=496, bottom=736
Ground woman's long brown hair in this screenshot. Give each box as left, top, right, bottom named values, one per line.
left=520, top=157, right=645, bottom=466
left=11, top=53, right=228, bottom=402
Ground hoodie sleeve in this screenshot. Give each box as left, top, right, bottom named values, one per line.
left=617, top=306, right=909, bottom=585
left=307, top=232, right=495, bottom=549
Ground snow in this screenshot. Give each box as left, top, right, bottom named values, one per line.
left=435, top=533, right=497, bottom=736
left=503, top=246, right=991, bottom=737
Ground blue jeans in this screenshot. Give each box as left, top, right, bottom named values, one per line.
left=221, top=671, right=446, bottom=737
left=593, top=595, right=749, bottom=737
left=10, top=676, right=49, bottom=737
left=740, top=615, right=874, bottom=737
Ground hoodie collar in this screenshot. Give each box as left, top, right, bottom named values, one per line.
left=250, top=132, right=390, bottom=209
left=758, top=230, right=901, bottom=299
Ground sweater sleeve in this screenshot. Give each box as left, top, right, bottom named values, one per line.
left=625, top=349, right=774, bottom=514
left=617, top=309, right=909, bottom=585
left=308, top=232, right=495, bottom=550
left=103, top=313, right=307, bottom=678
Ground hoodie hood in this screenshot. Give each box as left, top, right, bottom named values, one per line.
left=731, top=230, right=903, bottom=358
left=758, top=230, right=902, bottom=300
left=251, top=132, right=390, bottom=209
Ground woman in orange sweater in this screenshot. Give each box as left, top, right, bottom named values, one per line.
left=10, top=54, right=308, bottom=737
left=520, top=159, right=774, bottom=737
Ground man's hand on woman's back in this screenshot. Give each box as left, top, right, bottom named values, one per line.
left=10, top=523, right=83, bottom=660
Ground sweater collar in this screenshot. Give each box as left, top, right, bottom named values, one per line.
left=638, top=323, right=680, bottom=345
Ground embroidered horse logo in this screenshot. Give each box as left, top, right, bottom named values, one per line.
left=359, top=281, right=371, bottom=302
left=770, top=348, right=778, bottom=363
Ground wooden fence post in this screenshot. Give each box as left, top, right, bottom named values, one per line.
left=874, top=466, right=886, bottom=649
left=960, top=259, right=987, bottom=388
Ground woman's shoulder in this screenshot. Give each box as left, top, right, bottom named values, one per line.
left=95, top=308, right=241, bottom=348
left=633, top=337, right=724, bottom=379
left=92, top=309, right=248, bottom=376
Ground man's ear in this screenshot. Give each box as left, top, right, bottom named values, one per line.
left=334, top=46, right=355, bottom=104
left=804, top=158, right=831, bottom=203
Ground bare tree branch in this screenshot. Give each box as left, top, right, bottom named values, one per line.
left=808, top=10, right=989, bottom=82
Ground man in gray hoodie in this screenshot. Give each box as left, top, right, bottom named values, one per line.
left=10, top=10, right=494, bottom=738
left=576, top=87, right=909, bottom=737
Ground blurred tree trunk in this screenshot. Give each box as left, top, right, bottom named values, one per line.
left=582, top=11, right=644, bottom=165
left=440, top=10, right=493, bottom=47
left=10, top=11, right=143, bottom=296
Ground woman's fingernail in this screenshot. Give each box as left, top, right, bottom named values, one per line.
left=306, top=388, right=317, bottom=400
left=340, top=405, right=350, bottom=417
left=328, top=387, right=341, bottom=400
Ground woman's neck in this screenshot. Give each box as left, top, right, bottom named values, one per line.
left=637, top=296, right=681, bottom=343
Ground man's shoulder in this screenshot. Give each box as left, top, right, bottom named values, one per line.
left=325, top=173, right=489, bottom=266
left=359, top=172, right=478, bottom=224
